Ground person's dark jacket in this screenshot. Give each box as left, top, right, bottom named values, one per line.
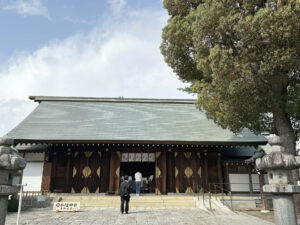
left=119, top=180, right=131, bottom=197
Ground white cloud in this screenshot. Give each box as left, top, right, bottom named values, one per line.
left=3, top=0, right=50, bottom=18
left=0, top=9, right=192, bottom=136
left=64, top=16, right=93, bottom=25
left=107, top=0, right=127, bottom=17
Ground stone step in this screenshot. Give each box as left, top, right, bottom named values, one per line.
left=50, top=194, right=198, bottom=208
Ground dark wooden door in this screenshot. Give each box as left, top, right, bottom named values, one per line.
left=71, top=151, right=102, bottom=193
left=51, top=150, right=67, bottom=192
left=155, top=152, right=167, bottom=194
left=174, top=152, right=203, bottom=193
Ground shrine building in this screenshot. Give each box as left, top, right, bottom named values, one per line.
left=7, top=96, right=268, bottom=194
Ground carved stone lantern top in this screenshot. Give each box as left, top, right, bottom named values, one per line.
left=256, top=135, right=300, bottom=171
left=0, top=136, right=26, bottom=171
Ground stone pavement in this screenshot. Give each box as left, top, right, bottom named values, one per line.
left=5, top=207, right=274, bottom=225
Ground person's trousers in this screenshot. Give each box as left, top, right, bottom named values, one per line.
left=120, top=196, right=130, bottom=213
left=136, top=181, right=141, bottom=194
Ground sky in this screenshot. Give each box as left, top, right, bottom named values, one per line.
left=0, top=0, right=193, bottom=136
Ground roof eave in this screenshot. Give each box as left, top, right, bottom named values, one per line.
left=13, top=138, right=267, bottom=146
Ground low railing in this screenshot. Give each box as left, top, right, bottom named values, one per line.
left=208, top=182, right=272, bottom=210
left=198, top=187, right=212, bottom=211
left=220, top=187, right=233, bottom=210
left=208, top=182, right=261, bottom=196
left=14, top=191, right=46, bottom=208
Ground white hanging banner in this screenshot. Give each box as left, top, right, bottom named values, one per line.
left=135, top=153, right=142, bottom=161
left=121, top=153, right=155, bottom=162
left=142, top=153, right=149, bottom=162
left=128, top=153, right=135, bottom=162
left=149, top=153, right=155, bottom=162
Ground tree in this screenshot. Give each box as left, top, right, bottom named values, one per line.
left=161, top=0, right=300, bottom=154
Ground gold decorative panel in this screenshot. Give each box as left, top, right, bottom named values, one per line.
left=155, top=166, right=161, bottom=178
left=184, top=152, right=192, bottom=159
left=82, top=166, right=91, bottom=178
left=84, top=151, right=93, bottom=159
left=98, top=152, right=102, bottom=158
left=185, top=187, right=194, bottom=193
left=184, top=167, right=193, bottom=178
left=174, top=152, right=178, bottom=158
left=117, top=151, right=121, bottom=159
left=74, top=151, right=79, bottom=158
left=97, top=167, right=101, bottom=177
left=81, top=187, right=89, bottom=193
left=155, top=188, right=161, bottom=195
left=155, top=152, right=161, bottom=159
left=71, top=188, right=75, bottom=193
left=115, top=167, right=120, bottom=177
left=72, top=167, right=77, bottom=177
left=176, top=187, right=179, bottom=193
left=95, top=187, right=99, bottom=193
left=175, top=167, right=178, bottom=177
left=196, top=153, right=201, bottom=158
left=198, top=167, right=202, bottom=177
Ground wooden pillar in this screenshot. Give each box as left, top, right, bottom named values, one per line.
left=41, top=149, right=52, bottom=193
left=65, top=149, right=72, bottom=193
left=108, top=151, right=120, bottom=194
left=204, top=150, right=208, bottom=190
left=217, top=153, right=223, bottom=187
left=259, top=172, right=268, bottom=210
left=155, top=152, right=167, bottom=194
left=50, top=151, right=57, bottom=192
left=166, top=151, right=175, bottom=193
left=100, top=150, right=110, bottom=192
left=225, top=163, right=230, bottom=191
left=248, top=165, right=253, bottom=195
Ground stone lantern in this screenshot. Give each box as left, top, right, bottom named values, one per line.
left=256, top=136, right=300, bottom=225
left=0, top=136, right=26, bottom=225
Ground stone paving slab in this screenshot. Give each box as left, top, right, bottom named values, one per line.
left=5, top=207, right=274, bottom=225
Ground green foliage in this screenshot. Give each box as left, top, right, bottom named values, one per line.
left=161, top=0, right=300, bottom=138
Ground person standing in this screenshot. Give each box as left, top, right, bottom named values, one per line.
left=134, top=171, right=142, bottom=196
left=119, top=175, right=131, bottom=214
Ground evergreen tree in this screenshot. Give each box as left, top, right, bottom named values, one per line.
left=161, top=0, right=300, bottom=154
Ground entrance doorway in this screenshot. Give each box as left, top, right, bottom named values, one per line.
left=120, top=162, right=155, bottom=193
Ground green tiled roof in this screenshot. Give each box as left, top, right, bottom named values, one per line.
left=7, top=96, right=267, bottom=145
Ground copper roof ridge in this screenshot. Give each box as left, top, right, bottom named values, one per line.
left=29, top=96, right=197, bottom=104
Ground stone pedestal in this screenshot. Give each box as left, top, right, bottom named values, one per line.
left=273, top=194, right=297, bottom=225
left=256, top=136, right=300, bottom=225
left=0, top=136, right=26, bottom=225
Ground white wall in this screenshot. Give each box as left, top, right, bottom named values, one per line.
left=22, top=162, right=44, bottom=191
left=229, top=173, right=268, bottom=192
left=229, top=174, right=250, bottom=192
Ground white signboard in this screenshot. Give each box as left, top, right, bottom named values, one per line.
left=53, top=202, right=80, bottom=212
